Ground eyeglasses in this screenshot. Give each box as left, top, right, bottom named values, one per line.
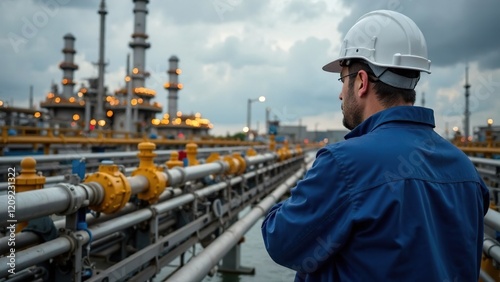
left=338, top=72, right=358, bottom=83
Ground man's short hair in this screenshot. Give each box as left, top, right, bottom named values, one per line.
left=347, top=60, right=417, bottom=106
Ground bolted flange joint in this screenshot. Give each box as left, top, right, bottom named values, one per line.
left=232, top=152, right=246, bottom=175
left=53, top=183, right=87, bottom=215
left=133, top=142, right=167, bottom=204
left=223, top=155, right=239, bottom=175
left=84, top=162, right=131, bottom=214
left=132, top=167, right=167, bottom=204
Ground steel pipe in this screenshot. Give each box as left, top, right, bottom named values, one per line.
left=480, top=269, right=495, bottom=282
left=128, top=175, right=149, bottom=195
left=165, top=161, right=228, bottom=187
left=155, top=171, right=247, bottom=215
left=90, top=209, right=152, bottom=240
left=1, top=161, right=219, bottom=226
left=485, top=208, right=500, bottom=232
left=0, top=203, right=138, bottom=255
left=469, top=157, right=500, bottom=167
left=0, top=232, right=90, bottom=278
left=0, top=181, right=104, bottom=227
left=0, top=155, right=305, bottom=278
left=246, top=153, right=276, bottom=166
left=483, top=236, right=500, bottom=264
left=168, top=160, right=310, bottom=282
left=0, top=186, right=71, bottom=226
left=183, top=161, right=228, bottom=182
left=0, top=146, right=266, bottom=165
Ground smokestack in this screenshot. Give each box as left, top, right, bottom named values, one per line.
left=96, top=0, right=107, bottom=121
left=464, top=65, right=471, bottom=142
left=29, top=85, right=33, bottom=109
left=129, top=0, right=151, bottom=90
left=59, top=33, right=78, bottom=98
left=125, top=53, right=132, bottom=132
left=165, top=55, right=182, bottom=121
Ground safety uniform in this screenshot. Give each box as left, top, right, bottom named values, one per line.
left=262, top=106, right=489, bottom=281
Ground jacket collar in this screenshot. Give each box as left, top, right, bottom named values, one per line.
left=345, top=106, right=435, bottom=139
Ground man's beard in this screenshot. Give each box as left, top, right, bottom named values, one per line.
left=342, top=85, right=363, bottom=130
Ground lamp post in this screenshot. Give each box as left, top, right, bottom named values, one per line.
left=246, top=96, right=266, bottom=141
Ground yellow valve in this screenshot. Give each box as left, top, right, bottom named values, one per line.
left=186, top=142, right=199, bottom=166
left=205, top=152, right=221, bottom=164
left=15, top=157, right=45, bottom=193
left=269, top=135, right=276, bottom=151
left=166, top=151, right=183, bottom=169
left=233, top=153, right=246, bottom=175
left=85, top=162, right=131, bottom=214
left=246, top=148, right=257, bottom=157
left=132, top=142, right=167, bottom=204
left=15, top=157, right=46, bottom=231
left=278, top=148, right=286, bottom=162
left=295, top=144, right=303, bottom=155
left=223, top=155, right=239, bottom=175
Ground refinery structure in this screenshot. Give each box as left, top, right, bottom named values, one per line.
left=14, top=0, right=212, bottom=139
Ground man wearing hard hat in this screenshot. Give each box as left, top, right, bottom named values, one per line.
left=262, top=10, right=489, bottom=281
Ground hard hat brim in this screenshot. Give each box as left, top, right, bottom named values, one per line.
left=322, top=60, right=342, bottom=73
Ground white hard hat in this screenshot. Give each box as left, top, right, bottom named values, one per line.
left=323, top=10, right=431, bottom=89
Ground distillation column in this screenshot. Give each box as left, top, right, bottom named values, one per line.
left=129, top=0, right=151, bottom=90
left=464, top=66, right=471, bottom=142
left=59, top=34, right=78, bottom=98
left=96, top=0, right=107, bottom=122
left=164, top=56, right=183, bottom=122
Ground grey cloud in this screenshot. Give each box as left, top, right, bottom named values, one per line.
left=283, top=0, right=328, bottom=23
left=269, top=37, right=340, bottom=119
left=196, top=36, right=282, bottom=69
left=149, top=0, right=270, bottom=24
left=337, top=0, right=500, bottom=69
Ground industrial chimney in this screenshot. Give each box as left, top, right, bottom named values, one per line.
left=129, top=0, right=151, bottom=90
left=59, top=33, right=78, bottom=98
left=165, top=56, right=183, bottom=121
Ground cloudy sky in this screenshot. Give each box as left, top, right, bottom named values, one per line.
left=1, top=0, right=499, bottom=137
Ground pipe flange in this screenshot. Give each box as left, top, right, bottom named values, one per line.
left=54, top=183, right=84, bottom=215
left=84, top=164, right=131, bottom=214
left=78, top=182, right=104, bottom=207
left=205, top=152, right=221, bottom=164
left=132, top=167, right=167, bottom=204
left=223, top=156, right=238, bottom=175
left=232, top=153, right=246, bottom=175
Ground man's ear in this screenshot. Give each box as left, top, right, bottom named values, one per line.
left=356, top=70, right=370, bottom=98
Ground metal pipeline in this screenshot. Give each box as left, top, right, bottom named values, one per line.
left=0, top=203, right=139, bottom=255
left=483, top=236, right=500, bottom=264
left=167, top=159, right=310, bottom=282
left=158, top=187, right=183, bottom=202
left=0, top=155, right=306, bottom=278
left=485, top=208, right=500, bottom=232
left=0, top=182, right=102, bottom=227
left=0, top=146, right=266, bottom=165
left=479, top=269, right=495, bottom=282
left=246, top=153, right=277, bottom=166
left=165, top=161, right=228, bottom=187
left=0, top=187, right=207, bottom=255
left=0, top=231, right=91, bottom=278
left=0, top=160, right=226, bottom=226
left=128, top=174, right=149, bottom=195
left=0, top=146, right=268, bottom=192
left=0, top=186, right=71, bottom=226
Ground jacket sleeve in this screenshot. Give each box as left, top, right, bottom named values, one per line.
left=261, top=147, right=353, bottom=273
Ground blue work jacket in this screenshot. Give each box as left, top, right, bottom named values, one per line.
left=262, top=106, right=489, bottom=281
